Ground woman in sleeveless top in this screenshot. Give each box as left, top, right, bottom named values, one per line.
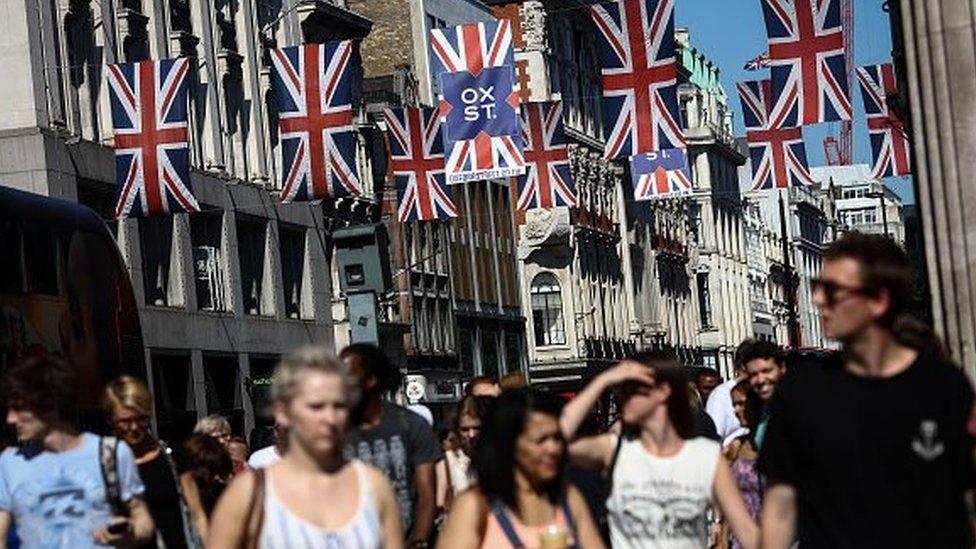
left=721, top=381, right=764, bottom=549
left=207, top=346, right=404, bottom=549
left=437, top=389, right=605, bottom=549
left=561, top=350, right=759, bottom=549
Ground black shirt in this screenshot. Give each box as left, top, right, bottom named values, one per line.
left=136, top=451, right=188, bottom=549
left=759, top=352, right=975, bottom=548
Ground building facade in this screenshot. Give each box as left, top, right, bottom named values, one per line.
left=811, top=164, right=906, bottom=245
left=0, top=0, right=381, bottom=438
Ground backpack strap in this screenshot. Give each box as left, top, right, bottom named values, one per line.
left=605, top=432, right=625, bottom=496
left=99, top=436, right=125, bottom=516
left=489, top=500, right=525, bottom=549
left=243, top=468, right=266, bottom=549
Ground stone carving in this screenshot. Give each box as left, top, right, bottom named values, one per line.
left=519, top=207, right=572, bottom=253
left=521, top=1, right=547, bottom=51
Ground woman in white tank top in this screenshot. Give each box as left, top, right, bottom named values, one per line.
left=207, top=346, right=404, bottom=549
left=561, top=350, right=759, bottom=549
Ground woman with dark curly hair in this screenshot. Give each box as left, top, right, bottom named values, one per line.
left=181, top=434, right=233, bottom=539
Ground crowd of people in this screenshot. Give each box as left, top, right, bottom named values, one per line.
left=0, top=231, right=974, bottom=548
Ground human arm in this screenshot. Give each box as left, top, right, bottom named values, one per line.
left=180, top=473, right=209, bottom=540
left=411, top=462, right=437, bottom=545
left=367, top=467, right=405, bottom=549
left=434, top=490, right=487, bottom=549
left=560, top=361, right=654, bottom=441
left=712, top=457, right=758, bottom=549
left=760, top=484, right=796, bottom=549
left=0, top=510, right=11, bottom=549
left=567, top=433, right=615, bottom=470
left=566, top=485, right=606, bottom=549
left=92, top=497, right=155, bottom=547
left=206, top=470, right=259, bottom=549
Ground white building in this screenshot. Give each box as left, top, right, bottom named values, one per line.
left=810, top=164, right=905, bottom=245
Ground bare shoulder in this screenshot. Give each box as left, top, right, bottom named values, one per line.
left=452, top=488, right=489, bottom=516
left=223, top=468, right=261, bottom=504
left=360, top=463, right=394, bottom=492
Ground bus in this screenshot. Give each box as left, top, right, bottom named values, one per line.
left=0, top=186, right=144, bottom=431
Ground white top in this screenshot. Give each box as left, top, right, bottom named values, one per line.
left=258, top=461, right=383, bottom=549
left=248, top=446, right=281, bottom=469
left=607, top=436, right=721, bottom=549
left=445, top=449, right=473, bottom=495
left=705, top=378, right=747, bottom=446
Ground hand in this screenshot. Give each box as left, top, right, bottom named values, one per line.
left=600, top=360, right=655, bottom=388
left=93, top=517, right=133, bottom=547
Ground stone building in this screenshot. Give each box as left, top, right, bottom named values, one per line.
left=676, top=29, right=751, bottom=378
left=0, top=0, right=381, bottom=437
left=810, top=164, right=906, bottom=245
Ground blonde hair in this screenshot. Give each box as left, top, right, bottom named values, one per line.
left=272, top=346, right=360, bottom=407
left=194, top=414, right=231, bottom=436
left=103, top=375, right=153, bottom=417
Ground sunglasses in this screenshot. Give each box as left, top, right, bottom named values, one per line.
left=811, top=277, right=872, bottom=307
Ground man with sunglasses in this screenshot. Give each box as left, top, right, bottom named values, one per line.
left=759, top=232, right=976, bottom=548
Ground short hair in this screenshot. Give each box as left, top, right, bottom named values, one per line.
left=227, top=436, right=249, bottom=450
left=735, top=339, right=785, bottom=369
left=695, top=369, right=721, bottom=383
left=183, top=434, right=233, bottom=514
left=102, top=375, right=153, bottom=418
left=499, top=371, right=527, bottom=391
left=824, top=231, right=914, bottom=326
left=339, top=343, right=399, bottom=394
left=275, top=345, right=361, bottom=406
left=3, top=356, right=78, bottom=424
left=194, top=414, right=231, bottom=437
left=464, top=375, right=497, bottom=396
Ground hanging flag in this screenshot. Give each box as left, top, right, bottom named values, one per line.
left=856, top=63, right=911, bottom=179
left=106, top=58, right=198, bottom=219
left=737, top=79, right=815, bottom=191
left=269, top=41, right=362, bottom=202
left=743, top=51, right=770, bottom=71
left=629, top=148, right=692, bottom=201
left=429, top=20, right=525, bottom=184
left=591, top=0, right=684, bottom=160
left=384, top=106, right=458, bottom=222
left=761, top=0, right=852, bottom=128
left=516, top=101, right=576, bottom=211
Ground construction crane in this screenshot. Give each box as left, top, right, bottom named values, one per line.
left=824, top=0, right=854, bottom=166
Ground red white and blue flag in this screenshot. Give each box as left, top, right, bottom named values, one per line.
left=106, top=58, right=198, bottom=219
left=761, top=0, right=852, bottom=128
left=591, top=0, right=684, bottom=160
left=629, top=148, right=692, bottom=201
left=429, top=20, right=525, bottom=184
left=516, top=101, right=576, bottom=211
left=744, top=51, right=770, bottom=71
left=269, top=41, right=362, bottom=203
left=738, top=79, right=815, bottom=191
left=856, top=63, right=910, bottom=179
left=384, top=106, right=458, bottom=222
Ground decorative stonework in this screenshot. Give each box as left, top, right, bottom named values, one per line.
left=519, top=207, right=572, bottom=253
left=521, top=1, right=547, bottom=51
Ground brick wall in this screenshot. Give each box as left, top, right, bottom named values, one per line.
left=347, top=0, right=414, bottom=77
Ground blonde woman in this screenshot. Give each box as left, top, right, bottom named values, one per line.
left=104, top=375, right=201, bottom=548
left=208, top=346, right=403, bottom=548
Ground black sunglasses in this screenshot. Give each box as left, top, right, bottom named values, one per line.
left=811, top=277, right=872, bottom=306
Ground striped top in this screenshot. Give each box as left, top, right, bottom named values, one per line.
left=258, top=461, right=383, bottom=549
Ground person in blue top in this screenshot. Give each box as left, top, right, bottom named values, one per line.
left=0, top=356, right=155, bottom=548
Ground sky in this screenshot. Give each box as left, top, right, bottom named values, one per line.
left=675, top=0, right=914, bottom=203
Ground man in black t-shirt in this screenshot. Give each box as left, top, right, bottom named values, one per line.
left=760, top=232, right=976, bottom=548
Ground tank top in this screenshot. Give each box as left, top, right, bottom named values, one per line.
left=258, top=461, right=383, bottom=549
left=480, top=498, right=578, bottom=549
left=606, top=436, right=721, bottom=549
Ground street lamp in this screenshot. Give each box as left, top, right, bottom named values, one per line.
left=864, top=189, right=890, bottom=238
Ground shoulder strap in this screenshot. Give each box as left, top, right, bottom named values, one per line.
left=560, top=494, right=580, bottom=549
left=99, top=436, right=125, bottom=516
left=159, top=441, right=204, bottom=548
left=489, top=501, right=525, bottom=549
left=243, top=468, right=266, bottom=549
left=605, top=432, right=626, bottom=495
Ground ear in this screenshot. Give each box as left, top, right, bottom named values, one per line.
left=869, top=287, right=892, bottom=321
left=273, top=402, right=291, bottom=431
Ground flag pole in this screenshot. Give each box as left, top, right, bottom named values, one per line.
left=779, top=188, right=801, bottom=348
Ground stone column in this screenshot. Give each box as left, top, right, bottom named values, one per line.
left=899, top=0, right=976, bottom=379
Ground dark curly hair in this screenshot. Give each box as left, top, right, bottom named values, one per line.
left=339, top=343, right=400, bottom=395
left=734, top=339, right=784, bottom=370
left=2, top=356, right=79, bottom=425
left=183, top=434, right=233, bottom=516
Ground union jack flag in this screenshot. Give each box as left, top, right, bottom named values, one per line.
left=591, top=0, right=684, bottom=160
left=106, top=58, right=198, bottom=218
left=744, top=51, right=770, bottom=71
left=269, top=41, right=362, bottom=203
left=856, top=63, right=910, bottom=179
left=630, top=148, right=692, bottom=201
left=738, top=79, right=815, bottom=191
left=429, top=20, right=525, bottom=184
left=762, top=0, right=852, bottom=128
left=384, top=107, right=457, bottom=222
left=516, top=101, right=576, bottom=211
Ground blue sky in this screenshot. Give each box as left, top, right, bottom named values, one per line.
left=675, top=0, right=914, bottom=203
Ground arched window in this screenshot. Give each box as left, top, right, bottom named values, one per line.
left=531, top=273, right=566, bottom=347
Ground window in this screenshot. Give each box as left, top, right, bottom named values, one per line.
left=237, top=218, right=266, bottom=316
left=531, top=273, right=566, bottom=346
left=458, top=328, right=475, bottom=373
left=481, top=330, right=500, bottom=379
left=151, top=353, right=195, bottom=443
left=191, top=212, right=226, bottom=312
left=203, top=354, right=243, bottom=434
left=279, top=225, right=306, bottom=319
left=140, top=217, right=174, bottom=306
left=697, top=272, right=713, bottom=328
left=504, top=331, right=522, bottom=375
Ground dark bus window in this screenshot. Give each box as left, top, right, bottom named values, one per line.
left=0, top=220, right=24, bottom=293
left=23, top=223, right=63, bottom=296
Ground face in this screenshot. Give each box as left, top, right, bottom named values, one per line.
left=275, top=371, right=349, bottom=457
left=620, top=380, right=670, bottom=426
left=746, top=358, right=785, bottom=402
left=731, top=388, right=749, bottom=427
left=813, top=258, right=884, bottom=341
left=112, top=404, right=150, bottom=447
left=696, top=375, right=720, bottom=403
left=514, top=412, right=564, bottom=486
left=457, top=413, right=481, bottom=452
left=6, top=406, right=49, bottom=442
left=470, top=382, right=500, bottom=398
left=228, top=442, right=249, bottom=474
